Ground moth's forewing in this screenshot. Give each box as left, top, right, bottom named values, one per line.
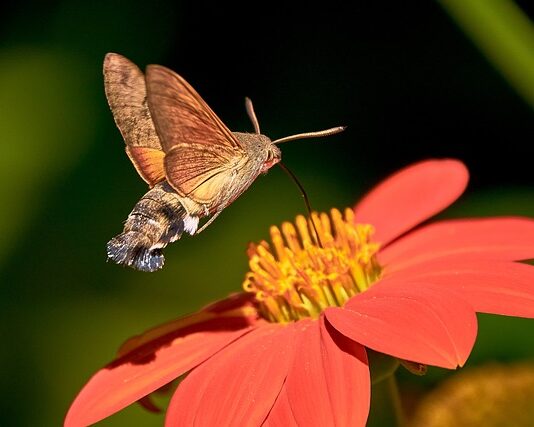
left=145, top=65, right=241, bottom=152
left=164, top=142, right=246, bottom=205
left=145, top=65, right=248, bottom=208
left=104, top=53, right=165, bottom=186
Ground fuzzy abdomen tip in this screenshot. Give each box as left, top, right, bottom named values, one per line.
left=107, top=231, right=165, bottom=272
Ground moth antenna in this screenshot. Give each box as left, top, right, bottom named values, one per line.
left=277, top=161, right=324, bottom=249
left=272, top=126, right=346, bottom=145
left=245, top=97, right=261, bottom=134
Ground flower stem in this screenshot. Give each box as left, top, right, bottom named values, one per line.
left=367, top=371, right=406, bottom=427
left=386, top=374, right=406, bottom=427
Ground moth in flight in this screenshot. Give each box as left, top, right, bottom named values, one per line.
left=104, top=53, right=345, bottom=272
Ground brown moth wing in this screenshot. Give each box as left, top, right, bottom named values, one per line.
left=145, top=64, right=247, bottom=204
left=103, top=53, right=165, bottom=186
left=125, top=146, right=166, bottom=185
left=145, top=64, right=243, bottom=152
left=164, top=143, right=247, bottom=205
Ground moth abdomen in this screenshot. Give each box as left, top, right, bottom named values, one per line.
left=107, top=231, right=165, bottom=272
left=107, top=182, right=198, bottom=272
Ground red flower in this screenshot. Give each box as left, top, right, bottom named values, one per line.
left=65, top=159, right=534, bottom=427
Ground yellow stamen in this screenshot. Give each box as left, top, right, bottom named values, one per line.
left=242, top=208, right=382, bottom=323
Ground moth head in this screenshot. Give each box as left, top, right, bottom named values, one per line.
left=261, top=143, right=281, bottom=173
left=243, top=96, right=344, bottom=173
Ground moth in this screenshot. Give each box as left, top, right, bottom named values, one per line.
left=104, top=53, right=345, bottom=272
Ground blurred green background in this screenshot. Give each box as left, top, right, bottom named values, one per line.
left=0, top=1, right=533, bottom=426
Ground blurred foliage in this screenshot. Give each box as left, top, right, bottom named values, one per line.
left=0, top=49, right=94, bottom=264
left=0, top=1, right=533, bottom=426
left=440, top=0, right=534, bottom=109
left=409, top=362, right=534, bottom=426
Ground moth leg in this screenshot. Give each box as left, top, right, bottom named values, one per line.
left=195, top=209, right=224, bottom=235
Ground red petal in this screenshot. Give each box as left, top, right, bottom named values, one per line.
left=137, top=380, right=176, bottom=414
left=386, top=259, right=534, bottom=318
left=320, top=317, right=370, bottom=427
left=65, top=296, right=260, bottom=427
left=284, top=319, right=370, bottom=427
left=117, top=293, right=259, bottom=356
left=325, top=283, right=477, bottom=368
left=380, top=217, right=534, bottom=270
left=262, top=387, right=298, bottom=427
left=353, top=159, right=468, bottom=246
left=165, top=324, right=295, bottom=427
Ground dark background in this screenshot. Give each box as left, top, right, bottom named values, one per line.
left=0, top=1, right=533, bottom=426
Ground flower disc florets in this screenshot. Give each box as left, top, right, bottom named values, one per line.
left=243, top=208, right=382, bottom=322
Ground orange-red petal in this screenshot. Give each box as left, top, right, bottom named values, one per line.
left=325, top=282, right=477, bottom=368
left=165, top=324, right=295, bottom=427
left=117, top=293, right=259, bottom=356
left=262, top=387, right=299, bottom=427
left=353, top=159, right=468, bottom=246
left=283, top=318, right=370, bottom=427
left=380, top=217, right=534, bottom=271
left=385, top=259, right=534, bottom=318
left=65, top=294, right=260, bottom=427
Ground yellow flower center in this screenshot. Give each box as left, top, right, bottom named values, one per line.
left=243, top=208, right=382, bottom=323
